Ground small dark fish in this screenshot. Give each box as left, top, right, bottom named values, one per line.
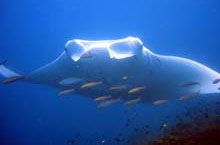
left=180, top=81, right=200, bottom=87
left=115, top=137, right=121, bottom=142
left=3, top=76, right=25, bottom=84
left=134, top=127, right=139, bottom=132
left=145, top=131, right=149, bottom=135
left=213, top=79, right=220, bottom=84
left=66, top=140, right=71, bottom=145
left=75, top=133, right=80, bottom=138
left=144, top=125, right=149, bottom=128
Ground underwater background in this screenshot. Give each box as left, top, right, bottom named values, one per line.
left=1, top=0, right=220, bottom=144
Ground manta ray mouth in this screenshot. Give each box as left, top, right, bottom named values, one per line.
left=64, top=36, right=144, bottom=61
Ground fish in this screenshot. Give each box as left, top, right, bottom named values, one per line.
left=102, top=140, right=105, bottom=145
left=122, top=76, right=128, bottom=80
left=153, top=100, right=169, bottom=105
left=124, top=98, right=141, bottom=106
left=179, top=92, right=200, bottom=101
left=80, top=81, right=102, bottom=89
left=162, top=123, right=167, bottom=128
left=128, top=86, right=146, bottom=94
left=59, top=77, right=83, bottom=86
left=109, top=85, right=126, bottom=90
left=58, top=88, right=75, bottom=96
left=80, top=52, right=95, bottom=58
left=2, top=76, right=25, bottom=84
left=96, top=99, right=120, bottom=108
left=180, top=81, right=200, bottom=87
left=95, top=95, right=112, bottom=101
left=115, top=137, right=121, bottom=142
left=213, top=79, right=220, bottom=84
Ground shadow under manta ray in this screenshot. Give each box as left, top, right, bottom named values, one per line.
left=1, top=36, right=220, bottom=104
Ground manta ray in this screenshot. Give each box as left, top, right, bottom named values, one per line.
left=1, top=36, right=220, bottom=105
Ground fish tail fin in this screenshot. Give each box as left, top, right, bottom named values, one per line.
left=0, top=62, right=25, bottom=84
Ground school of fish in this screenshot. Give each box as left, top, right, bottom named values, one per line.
left=2, top=56, right=220, bottom=108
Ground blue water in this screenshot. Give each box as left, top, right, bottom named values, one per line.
left=1, top=0, right=220, bottom=144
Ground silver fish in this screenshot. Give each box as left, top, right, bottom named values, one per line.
left=95, top=96, right=112, bottom=101
left=153, top=100, right=169, bottom=105
left=3, top=76, right=25, bottom=84
left=109, top=85, right=127, bottom=90
left=128, top=86, right=146, bottom=94
left=122, top=76, right=128, bottom=80
left=97, top=99, right=120, bottom=108
left=58, top=88, right=75, bottom=96
left=179, top=92, right=200, bottom=101
left=124, top=98, right=141, bottom=106
left=80, top=81, right=102, bottom=89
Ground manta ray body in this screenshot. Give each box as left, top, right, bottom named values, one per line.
left=1, top=37, right=220, bottom=104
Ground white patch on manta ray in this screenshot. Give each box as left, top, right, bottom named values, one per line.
left=65, top=36, right=143, bottom=61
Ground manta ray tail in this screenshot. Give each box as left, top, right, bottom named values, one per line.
left=0, top=61, right=25, bottom=84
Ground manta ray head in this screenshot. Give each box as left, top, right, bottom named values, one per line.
left=59, top=37, right=159, bottom=100
left=64, top=36, right=147, bottom=62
